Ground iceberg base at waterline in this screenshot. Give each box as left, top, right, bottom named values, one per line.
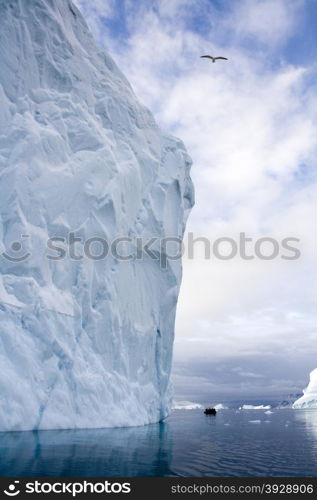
left=293, top=369, right=317, bottom=409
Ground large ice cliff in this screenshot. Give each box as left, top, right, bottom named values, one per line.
left=0, top=0, right=194, bottom=431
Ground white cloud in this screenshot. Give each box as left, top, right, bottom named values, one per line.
left=74, top=0, right=317, bottom=398
left=226, top=0, right=304, bottom=47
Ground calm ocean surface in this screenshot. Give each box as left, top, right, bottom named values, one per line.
left=1, top=409, right=317, bottom=477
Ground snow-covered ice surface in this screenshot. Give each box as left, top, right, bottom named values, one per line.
left=0, top=0, right=194, bottom=431
left=293, top=369, right=317, bottom=409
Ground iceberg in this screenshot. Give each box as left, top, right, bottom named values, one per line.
left=172, top=401, right=203, bottom=410
left=293, top=369, right=317, bottom=409
left=214, top=403, right=228, bottom=410
left=277, top=394, right=302, bottom=408
left=0, top=0, right=194, bottom=431
left=240, top=405, right=271, bottom=410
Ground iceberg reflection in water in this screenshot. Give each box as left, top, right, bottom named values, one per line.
left=0, top=422, right=173, bottom=477
left=294, top=409, right=317, bottom=443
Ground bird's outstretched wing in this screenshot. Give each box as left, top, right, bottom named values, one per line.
left=214, top=57, right=228, bottom=60
left=200, top=55, right=213, bottom=59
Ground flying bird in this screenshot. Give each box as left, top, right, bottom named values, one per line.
left=201, top=55, right=228, bottom=63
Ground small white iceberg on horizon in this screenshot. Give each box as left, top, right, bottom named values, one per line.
left=172, top=401, right=203, bottom=410
left=293, top=368, right=317, bottom=409
left=214, top=403, right=228, bottom=410
left=240, top=405, right=272, bottom=410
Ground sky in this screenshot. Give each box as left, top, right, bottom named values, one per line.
left=73, top=0, right=317, bottom=403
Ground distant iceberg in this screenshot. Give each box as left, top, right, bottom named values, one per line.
left=293, top=368, right=317, bottom=409
left=240, top=405, right=271, bottom=410
left=277, top=394, right=302, bottom=408
left=214, top=403, right=228, bottom=410
left=172, top=401, right=203, bottom=410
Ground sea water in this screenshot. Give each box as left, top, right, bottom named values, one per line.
left=1, top=409, right=317, bottom=477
